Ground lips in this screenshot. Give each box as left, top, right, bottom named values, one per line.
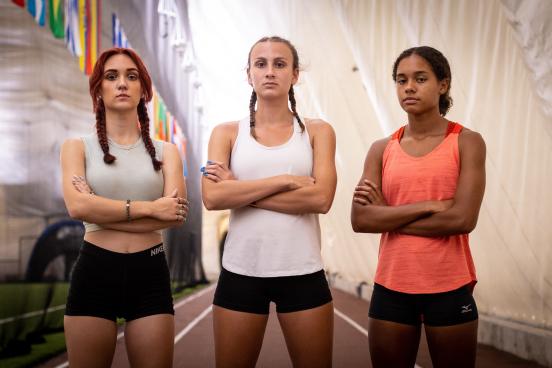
left=403, top=97, right=419, bottom=104
left=263, top=82, right=278, bottom=87
left=116, top=94, right=130, bottom=98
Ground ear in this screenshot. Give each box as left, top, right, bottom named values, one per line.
left=247, top=69, right=253, bottom=87
left=439, top=78, right=450, bottom=95
left=291, top=68, right=299, bottom=85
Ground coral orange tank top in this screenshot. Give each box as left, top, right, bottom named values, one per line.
left=375, top=122, right=477, bottom=294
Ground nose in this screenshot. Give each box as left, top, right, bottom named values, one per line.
left=405, top=80, right=415, bottom=93
left=116, top=75, right=128, bottom=90
left=265, top=65, right=275, bottom=78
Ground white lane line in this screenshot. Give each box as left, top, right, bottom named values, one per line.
left=334, top=307, right=422, bottom=368
left=174, top=284, right=216, bottom=309
left=55, top=284, right=215, bottom=368
left=174, top=305, right=212, bottom=344
left=334, top=308, right=368, bottom=337
left=0, top=305, right=66, bottom=325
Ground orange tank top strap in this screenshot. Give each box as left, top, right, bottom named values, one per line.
left=391, top=126, right=406, bottom=141
left=447, top=121, right=463, bottom=135
left=391, top=121, right=463, bottom=142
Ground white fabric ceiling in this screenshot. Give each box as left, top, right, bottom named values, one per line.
left=189, top=0, right=552, bottom=330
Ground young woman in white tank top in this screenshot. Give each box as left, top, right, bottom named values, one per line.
left=60, top=48, right=188, bottom=367
left=202, top=36, right=337, bottom=368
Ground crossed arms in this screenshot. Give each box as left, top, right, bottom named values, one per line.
left=201, top=120, right=337, bottom=215
left=351, top=130, right=486, bottom=237
left=60, top=139, right=188, bottom=233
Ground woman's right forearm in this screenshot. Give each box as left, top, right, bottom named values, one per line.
left=351, top=201, right=435, bottom=233
left=66, top=193, right=153, bottom=224
left=202, top=175, right=291, bottom=210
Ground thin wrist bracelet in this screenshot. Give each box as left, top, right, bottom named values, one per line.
left=126, top=199, right=131, bottom=222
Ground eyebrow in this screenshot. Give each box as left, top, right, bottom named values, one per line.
left=396, top=71, right=429, bottom=77
left=104, top=68, right=139, bottom=73
left=253, top=57, right=288, bottom=61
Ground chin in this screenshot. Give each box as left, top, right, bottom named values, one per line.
left=258, top=90, right=286, bottom=100
left=109, top=103, right=138, bottom=111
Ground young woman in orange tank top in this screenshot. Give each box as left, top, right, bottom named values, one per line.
left=351, top=46, right=486, bottom=368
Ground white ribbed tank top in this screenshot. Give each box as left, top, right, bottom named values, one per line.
left=222, top=116, right=323, bottom=277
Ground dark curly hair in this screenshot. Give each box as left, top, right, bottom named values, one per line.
left=392, top=46, right=453, bottom=116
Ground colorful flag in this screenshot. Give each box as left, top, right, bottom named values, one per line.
left=65, top=0, right=82, bottom=58
left=49, top=0, right=64, bottom=38
left=112, top=13, right=129, bottom=48
left=87, top=0, right=100, bottom=74
left=78, top=0, right=86, bottom=72
left=27, top=0, right=45, bottom=26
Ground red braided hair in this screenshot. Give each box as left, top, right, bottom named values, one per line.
left=89, top=48, right=161, bottom=171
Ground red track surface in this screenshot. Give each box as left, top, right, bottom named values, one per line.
left=39, top=285, right=544, bottom=368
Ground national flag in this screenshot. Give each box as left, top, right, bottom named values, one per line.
left=49, top=0, right=64, bottom=38
left=86, top=0, right=101, bottom=75
left=78, top=0, right=86, bottom=72
left=112, top=13, right=129, bottom=48
left=27, top=0, right=45, bottom=26
left=65, top=0, right=83, bottom=58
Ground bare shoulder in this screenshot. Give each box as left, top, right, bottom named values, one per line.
left=162, top=141, right=179, bottom=156
left=61, top=138, right=84, bottom=154
left=211, top=121, right=239, bottom=137
left=370, top=136, right=392, bottom=156
left=304, top=118, right=335, bottom=137
left=459, top=127, right=486, bottom=151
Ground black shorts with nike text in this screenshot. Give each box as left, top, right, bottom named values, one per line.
left=213, top=267, right=333, bottom=314
left=65, top=241, right=174, bottom=322
left=368, top=283, right=478, bottom=327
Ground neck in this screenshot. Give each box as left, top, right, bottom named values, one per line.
left=255, top=96, right=294, bottom=126
left=406, top=109, right=448, bottom=135
left=104, top=108, right=141, bottom=144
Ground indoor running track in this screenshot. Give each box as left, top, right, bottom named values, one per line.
left=39, top=284, right=544, bottom=368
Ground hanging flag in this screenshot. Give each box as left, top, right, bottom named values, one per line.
left=49, top=0, right=64, bottom=38
left=112, top=13, right=129, bottom=48
left=27, top=0, right=45, bottom=26
left=86, top=0, right=101, bottom=74
left=65, top=0, right=82, bottom=58
left=77, top=0, right=86, bottom=72
left=12, top=0, right=25, bottom=8
left=158, top=99, right=167, bottom=141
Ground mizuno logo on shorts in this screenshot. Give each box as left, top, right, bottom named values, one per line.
left=151, top=245, right=164, bottom=256
left=461, top=304, right=472, bottom=313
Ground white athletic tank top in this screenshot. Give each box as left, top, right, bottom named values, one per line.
left=222, top=116, right=323, bottom=277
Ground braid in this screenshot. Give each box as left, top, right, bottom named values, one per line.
left=138, top=99, right=162, bottom=171
left=95, top=99, right=116, bottom=164
left=288, top=86, right=305, bottom=133
left=249, top=90, right=257, bottom=139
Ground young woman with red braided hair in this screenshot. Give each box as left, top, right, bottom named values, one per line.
left=60, top=47, right=188, bottom=367
left=202, top=36, right=337, bottom=368
left=351, top=46, right=486, bottom=368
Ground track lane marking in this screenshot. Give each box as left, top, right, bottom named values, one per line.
left=54, top=284, right=216, bottom=368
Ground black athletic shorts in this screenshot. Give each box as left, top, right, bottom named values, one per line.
left=369, top=283, right=478, bottom=327
left=213, top=268, right=333, bottom=314
left=65, top=241, right=174, bottom=322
